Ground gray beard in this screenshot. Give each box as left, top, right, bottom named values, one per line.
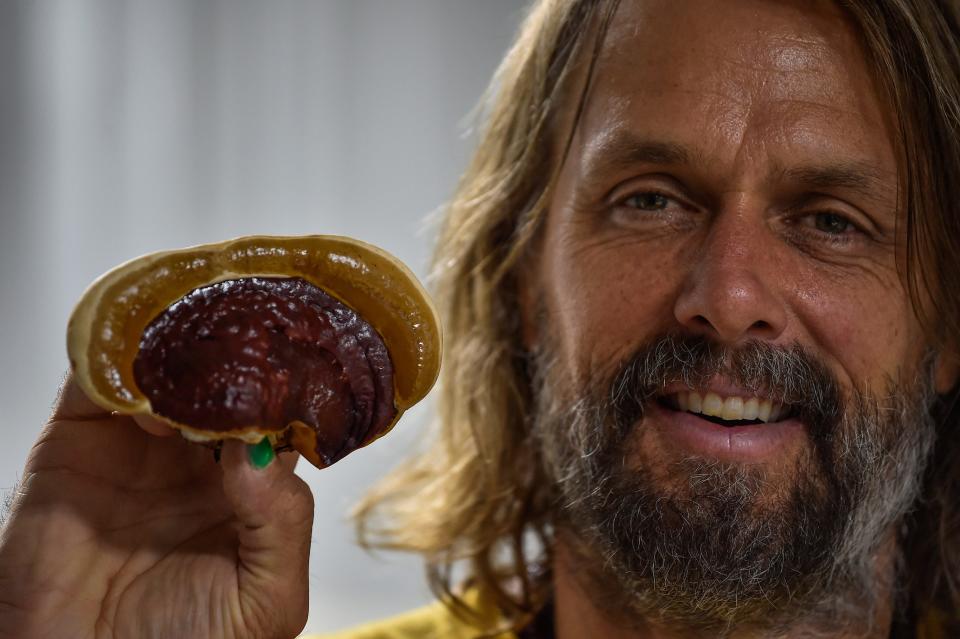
left=531, top=335, right=937, bottom=634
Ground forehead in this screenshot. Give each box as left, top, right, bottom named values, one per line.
left=573, top=0, right=896, bottom=185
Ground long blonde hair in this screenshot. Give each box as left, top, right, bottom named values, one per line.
left=355, top=0, right=960, bottom=633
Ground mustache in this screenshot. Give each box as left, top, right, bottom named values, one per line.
left=608, top=334, right=843, bottom=437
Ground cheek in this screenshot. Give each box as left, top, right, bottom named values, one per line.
left=541, top=219, right=687, bottom=381
left=792, top=265, right=920, bottom=390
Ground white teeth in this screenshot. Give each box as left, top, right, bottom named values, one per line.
left=758, top=400, right=772, bottom=422
left=702, top=392, right=723, bottom=417
left=688, top=391, right=703, bottom=413
left=721, top=396, right=744, bottom=420
left=668, top=391, right=786, bottom=424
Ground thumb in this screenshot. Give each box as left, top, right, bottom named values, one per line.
left=220, top=438, right=314, bottom=637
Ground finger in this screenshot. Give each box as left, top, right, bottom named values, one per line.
left=52, top=370, right=177, bottom=437
left=50, top=371, right=110, bottom=421
left=131, top=414, right=177, bottom=437
left=276, top=449, right=300, bottom=474
left=219, top=439, right=313, bottom=636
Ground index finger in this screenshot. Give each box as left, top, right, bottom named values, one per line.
left=50, top=371, right=109, bottom=422
left=50, top=371, right=175, bottom=437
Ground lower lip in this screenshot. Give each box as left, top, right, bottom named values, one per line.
left=644, top=401, right=806, bottom=463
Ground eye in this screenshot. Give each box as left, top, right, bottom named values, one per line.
left=784, top=208, right=872, bottom=251
left=622, top=191, right=671, bottom=211
left=811, top=212, right=854, bottom=235
left=608, top=186, right=696, bottom=232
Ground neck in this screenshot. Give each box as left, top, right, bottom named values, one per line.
left=551, top=534, right=899, bottom=639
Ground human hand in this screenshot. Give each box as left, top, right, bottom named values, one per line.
left=0, top=374, right=315, bottom=639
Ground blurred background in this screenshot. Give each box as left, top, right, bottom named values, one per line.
left=0, top=0, right=527, bottom=633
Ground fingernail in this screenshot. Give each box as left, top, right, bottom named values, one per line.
left=247, top=437, right=275, bottom=470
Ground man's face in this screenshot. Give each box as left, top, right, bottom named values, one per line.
left=528, top=0, right=954, bottom=627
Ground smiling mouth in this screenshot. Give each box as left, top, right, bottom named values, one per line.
left=657, top=391, right=797, bottom=427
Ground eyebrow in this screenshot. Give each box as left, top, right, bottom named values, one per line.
left=581, top=133, right=896, bottom=207
left=777, top=163, right=894, bottom=202
left=581, top=135, right=697, bottom=182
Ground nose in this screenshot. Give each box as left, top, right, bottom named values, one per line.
left=673, top=210, right=788, bottom=343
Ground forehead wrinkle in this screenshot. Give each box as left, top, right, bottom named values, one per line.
left=745, top=32, right=834, bottom=73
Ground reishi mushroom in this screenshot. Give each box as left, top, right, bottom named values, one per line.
left=66, top=235, right=441, bottom=469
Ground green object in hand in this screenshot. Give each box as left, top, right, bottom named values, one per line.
left=248, top=437, right=275, bottom=470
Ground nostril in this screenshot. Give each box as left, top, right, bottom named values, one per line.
left=692, top=315, right=714, bottom=329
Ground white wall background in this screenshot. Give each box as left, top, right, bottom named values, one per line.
left=0, top=0, right=527, bottom=633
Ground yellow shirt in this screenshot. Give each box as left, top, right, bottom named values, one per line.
left=305, top=589, right=517, bottom=639
left=304, top=591, right=945, bottom=639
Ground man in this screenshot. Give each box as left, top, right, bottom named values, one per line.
left=2, top=0, right=960, bottom=637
